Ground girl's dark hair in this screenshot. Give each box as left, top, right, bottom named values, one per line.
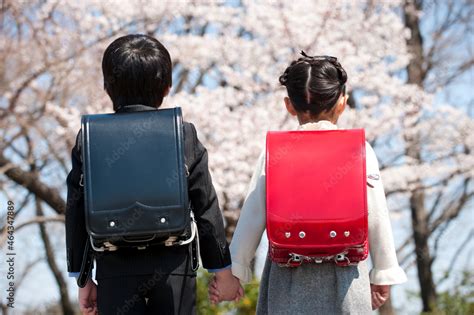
left=279, top=51, right=347, bottom=116
left=102, top=34, right=172, bottom=111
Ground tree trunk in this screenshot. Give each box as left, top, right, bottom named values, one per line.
left=1, top=304, right=8, bottom=315
left=409, top=189, right=437, bottom=312
left=403, top=0, right=438, bottom=312
left=35, top=198, right=75, bottom=315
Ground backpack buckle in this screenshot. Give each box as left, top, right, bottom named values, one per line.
left=287, top=253, right=303, bottom=266
left=334, top=253, right=351, bottom=266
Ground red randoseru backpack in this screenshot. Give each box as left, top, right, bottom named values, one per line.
left=265, top=129, right=368, bottom=267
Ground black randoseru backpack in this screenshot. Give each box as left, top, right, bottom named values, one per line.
left=80, top=107, right=195, bottom=252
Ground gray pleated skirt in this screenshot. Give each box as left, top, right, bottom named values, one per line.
left=256, top=256, right=372, bottom=315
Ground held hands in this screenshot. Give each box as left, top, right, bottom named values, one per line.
left=371, top=284, right=390, bottom=310
left=208, top=269, right=244, bottom=304
left=78, top=278, right=98, bottom=315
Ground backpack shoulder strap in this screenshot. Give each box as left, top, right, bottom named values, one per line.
left=76, top=128, right=83, bottom=163
left=182, top=122, right=196, bottom=176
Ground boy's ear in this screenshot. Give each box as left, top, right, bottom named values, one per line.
left=163, top=85, right=171, bottom=97
left=284, top=97, right=298, bottom=116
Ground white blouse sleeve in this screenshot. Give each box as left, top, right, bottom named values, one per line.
left=366, top=142, right=407, bottom=285
left=230, top=151, right=266, bottom=283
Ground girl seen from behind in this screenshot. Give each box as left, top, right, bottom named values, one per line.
left=209, top=51, right=407, bottom=314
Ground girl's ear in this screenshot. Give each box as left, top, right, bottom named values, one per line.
left=335, top=94, right=347, bottom=116
left=284, top=97, right=298, bottom=116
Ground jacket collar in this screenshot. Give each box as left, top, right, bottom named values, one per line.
left=115, top=104, right=158, bottom=113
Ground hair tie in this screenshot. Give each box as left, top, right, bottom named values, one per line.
left=300, top=50, right=311, bottom=59
left=279, top=69, right=290, bottom=86
left=300, top=50, right=338, bottom=64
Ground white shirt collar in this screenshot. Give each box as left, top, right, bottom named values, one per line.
left=298, top=120, right=338, bottom=131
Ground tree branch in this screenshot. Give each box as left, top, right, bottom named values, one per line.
left=436, top=229, right=473, bottom=287
left=0, top=151, right=66, bottom=214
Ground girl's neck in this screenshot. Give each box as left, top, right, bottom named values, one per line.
left=297, top=114, right=338, bottom=125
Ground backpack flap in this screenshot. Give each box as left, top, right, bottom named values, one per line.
left=266, top=129, right=368, bottom=266
left=81, top=107, right=189, bottom=247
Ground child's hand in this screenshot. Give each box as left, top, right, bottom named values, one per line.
left=208, top=277, right=221, bottom=304
left=78, top=278, right=98, bottom=315
left=370, top=284, right=390, bottom=310
left=208, top=269, right=244, bottom=304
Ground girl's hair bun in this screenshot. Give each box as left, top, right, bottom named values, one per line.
left=333, top=62, right=347, bottom=86
left=279, top=50, right=348, bottom=116
left=279, top=70, right=289, bottom=86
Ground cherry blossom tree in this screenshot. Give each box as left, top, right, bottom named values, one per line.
left=0, top=0, right=472, bottom=313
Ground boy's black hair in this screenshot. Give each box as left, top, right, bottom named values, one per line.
left=279, top=51, right=347, bottom=116
left=102, top=34, right=172, bottom=111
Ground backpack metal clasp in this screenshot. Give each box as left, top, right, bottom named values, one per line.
left=185, top=164, right=190, bottom=177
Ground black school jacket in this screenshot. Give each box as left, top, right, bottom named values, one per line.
left=65, top=104, right=231, bottom=279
